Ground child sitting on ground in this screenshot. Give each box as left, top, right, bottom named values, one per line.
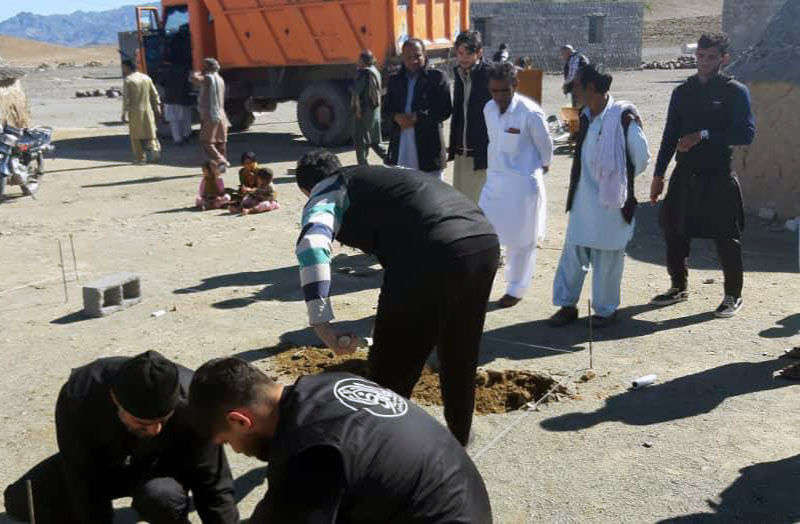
left=229, top=151, right=258, bottom=212
left=240, top=167, right=279, bottom=215
left=195, top=160, right=231, bottom=210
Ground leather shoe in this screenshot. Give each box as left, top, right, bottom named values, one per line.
left=590, top=312, right=617, bottom=328
left=497, top=294, right=522, bottom=308
left=546, top=306, right=578, bottom=327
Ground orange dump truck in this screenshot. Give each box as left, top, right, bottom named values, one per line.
left=124, top=0, right=468, bottom=145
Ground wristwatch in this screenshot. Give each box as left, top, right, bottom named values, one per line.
left=700, top=129, right=709, bottom=140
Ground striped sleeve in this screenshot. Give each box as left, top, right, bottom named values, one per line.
left=295, top=176, right=349, bottom=325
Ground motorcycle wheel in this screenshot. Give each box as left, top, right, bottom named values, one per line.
left=21, top=155, right=42, bottom=196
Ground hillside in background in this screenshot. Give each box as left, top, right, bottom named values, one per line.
left=0, top=4, right=155, bottom=47
left=0, top=35, right=117, bottom=65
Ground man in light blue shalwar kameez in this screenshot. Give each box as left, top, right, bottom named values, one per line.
left=548, top=64, right=651, bottom=328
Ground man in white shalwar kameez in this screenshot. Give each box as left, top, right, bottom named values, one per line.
left=479, top=62, right=553, bottom=308
left=547, top=63, right=650, bottom=328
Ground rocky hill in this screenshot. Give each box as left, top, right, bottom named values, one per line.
left=0, top=4, right=155, bottom=47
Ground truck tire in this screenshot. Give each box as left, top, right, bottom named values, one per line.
left=297, top=81, right=351, bottom=147
left=226, top=98, right=256, bottom=132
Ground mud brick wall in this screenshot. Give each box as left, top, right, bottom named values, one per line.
left=470, top=1, right=644, bottom=71
left=722, top=0, right=786, bottom=56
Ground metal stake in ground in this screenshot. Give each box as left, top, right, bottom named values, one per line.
left=26, top=479, right=35, bottom=524
left=69, top=234, right=78, bottom=282
left=588, top=299, right=593, bottom=369
left=58, top=240, right=68, bottom=303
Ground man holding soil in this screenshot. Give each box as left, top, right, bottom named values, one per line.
left=293, top=150, right=499, bottom=446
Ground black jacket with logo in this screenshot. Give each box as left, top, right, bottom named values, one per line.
left=251, top=372, right=492, bottom=523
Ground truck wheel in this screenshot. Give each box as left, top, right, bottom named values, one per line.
left=297, top=81, right=351, bottom=147
left=226, top=98, right=256, bottom=132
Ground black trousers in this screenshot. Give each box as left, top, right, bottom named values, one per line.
left=4, top=453, right=190, bottom=524
left=666, top=232, right=743, bottom=298
left=368, top=238, right=500, bottom=446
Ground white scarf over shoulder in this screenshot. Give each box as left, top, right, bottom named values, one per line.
left=591, top=95, right=640, bottom=209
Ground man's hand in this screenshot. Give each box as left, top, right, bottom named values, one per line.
left=312, top=322, right=359, bottom=355
left=677, top=131, right=702, bottom=153
left=650, top=177, right=665, bottom=205
left=394, top=113, right=416, bottom=130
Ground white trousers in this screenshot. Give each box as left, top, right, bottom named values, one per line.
left=505, top=242, right=538, bottom=298
left=165, top=104, right=192, bottom=143
left=552, top=244, right=625, bottom=317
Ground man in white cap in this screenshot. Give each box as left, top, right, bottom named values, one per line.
left=192, top=58, right=230, bottom=168
left=561, top=45, right=589, bottom=107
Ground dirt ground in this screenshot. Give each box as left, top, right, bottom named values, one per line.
left=1, top=43, right=799, bottom=523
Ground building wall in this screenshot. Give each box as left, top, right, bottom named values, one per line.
left=731, top=82, right=800, bottom=219
left=722, top=0, right=786, bottom=56
left=470, top=1, right=644, bottom=71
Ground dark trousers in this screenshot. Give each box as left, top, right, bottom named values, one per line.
left=368, top=238, right=500, bottom=446
left=666, top=232, right=743, bottom=298
left=4, top=453, right=190, bottom=524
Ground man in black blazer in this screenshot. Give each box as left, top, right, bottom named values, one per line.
left=449, top=30, right=492, bottom=204
left=386, top=38, right=452, bottom=179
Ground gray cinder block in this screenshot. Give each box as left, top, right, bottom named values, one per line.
left=82, top=272, right=142, bottom=318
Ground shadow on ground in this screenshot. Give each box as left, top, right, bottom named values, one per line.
left=54, top=130, right=352, bottom=169
left=759, top=313, right=800, bottom=340
left=627, top=204, right=798, bottom=273
left=479, top=303, right=714, bottom=365
left=539, top=358, right=797, bottom=431
left=174, top=253, right=382, bottom=309
left=659, top=453, right=800, bottom=523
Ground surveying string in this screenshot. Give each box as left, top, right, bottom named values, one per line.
left=471, top=363, right=588, bottom=463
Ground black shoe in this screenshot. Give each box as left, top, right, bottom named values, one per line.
left=714, top=295, right=742, bottom=318
left=547, top=306, right=578, bottom=327
left=591, top=311, right=617, bottom=328
left=650, top=287, right=688, bottom=306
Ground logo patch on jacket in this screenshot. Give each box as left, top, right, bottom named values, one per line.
left=333, top=378, right=408, bottom=417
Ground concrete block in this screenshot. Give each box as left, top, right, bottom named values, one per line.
left=82, top=272, right=142, bottom=318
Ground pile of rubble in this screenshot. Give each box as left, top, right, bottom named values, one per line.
left=641, top=55, right=697, bottom=70
left=75, top=88, right=121, bottom=98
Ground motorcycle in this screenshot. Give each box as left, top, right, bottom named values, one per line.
left=0, top=125, right=55, bottom=202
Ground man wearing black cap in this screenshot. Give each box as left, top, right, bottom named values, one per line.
left=3, top=351, right=239, bottom=524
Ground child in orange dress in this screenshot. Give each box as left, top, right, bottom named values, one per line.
left=241, top=167, right=280, bottom=215
left=195, top=160, right=231, bottom=210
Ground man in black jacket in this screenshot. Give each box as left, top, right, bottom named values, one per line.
left=4, top=351, right=239, bottom=524
left=449, top=30, right=492, bottom=204
left=649, top=33, right=755, bottom=318
left=294, top=150, right=499, bottom=445
left=386, top=38, right=452, bottom=179
left=189, top=358, right=493, bottom=523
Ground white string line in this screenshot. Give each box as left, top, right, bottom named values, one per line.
left=471, top=364, right=588, bottom=463
left=0, top=273, right=91, bottom=297
left=483, top=336, right=583, bottom=355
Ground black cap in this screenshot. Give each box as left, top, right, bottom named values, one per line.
left=112, top=351, right=180, bottom=420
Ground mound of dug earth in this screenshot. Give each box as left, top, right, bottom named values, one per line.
left=269, top=347, right=572, bottom=414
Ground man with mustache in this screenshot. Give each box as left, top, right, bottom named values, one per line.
left=4, top=351, right=238, bottom=524
left=189, top=357, right=492, bottom=523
